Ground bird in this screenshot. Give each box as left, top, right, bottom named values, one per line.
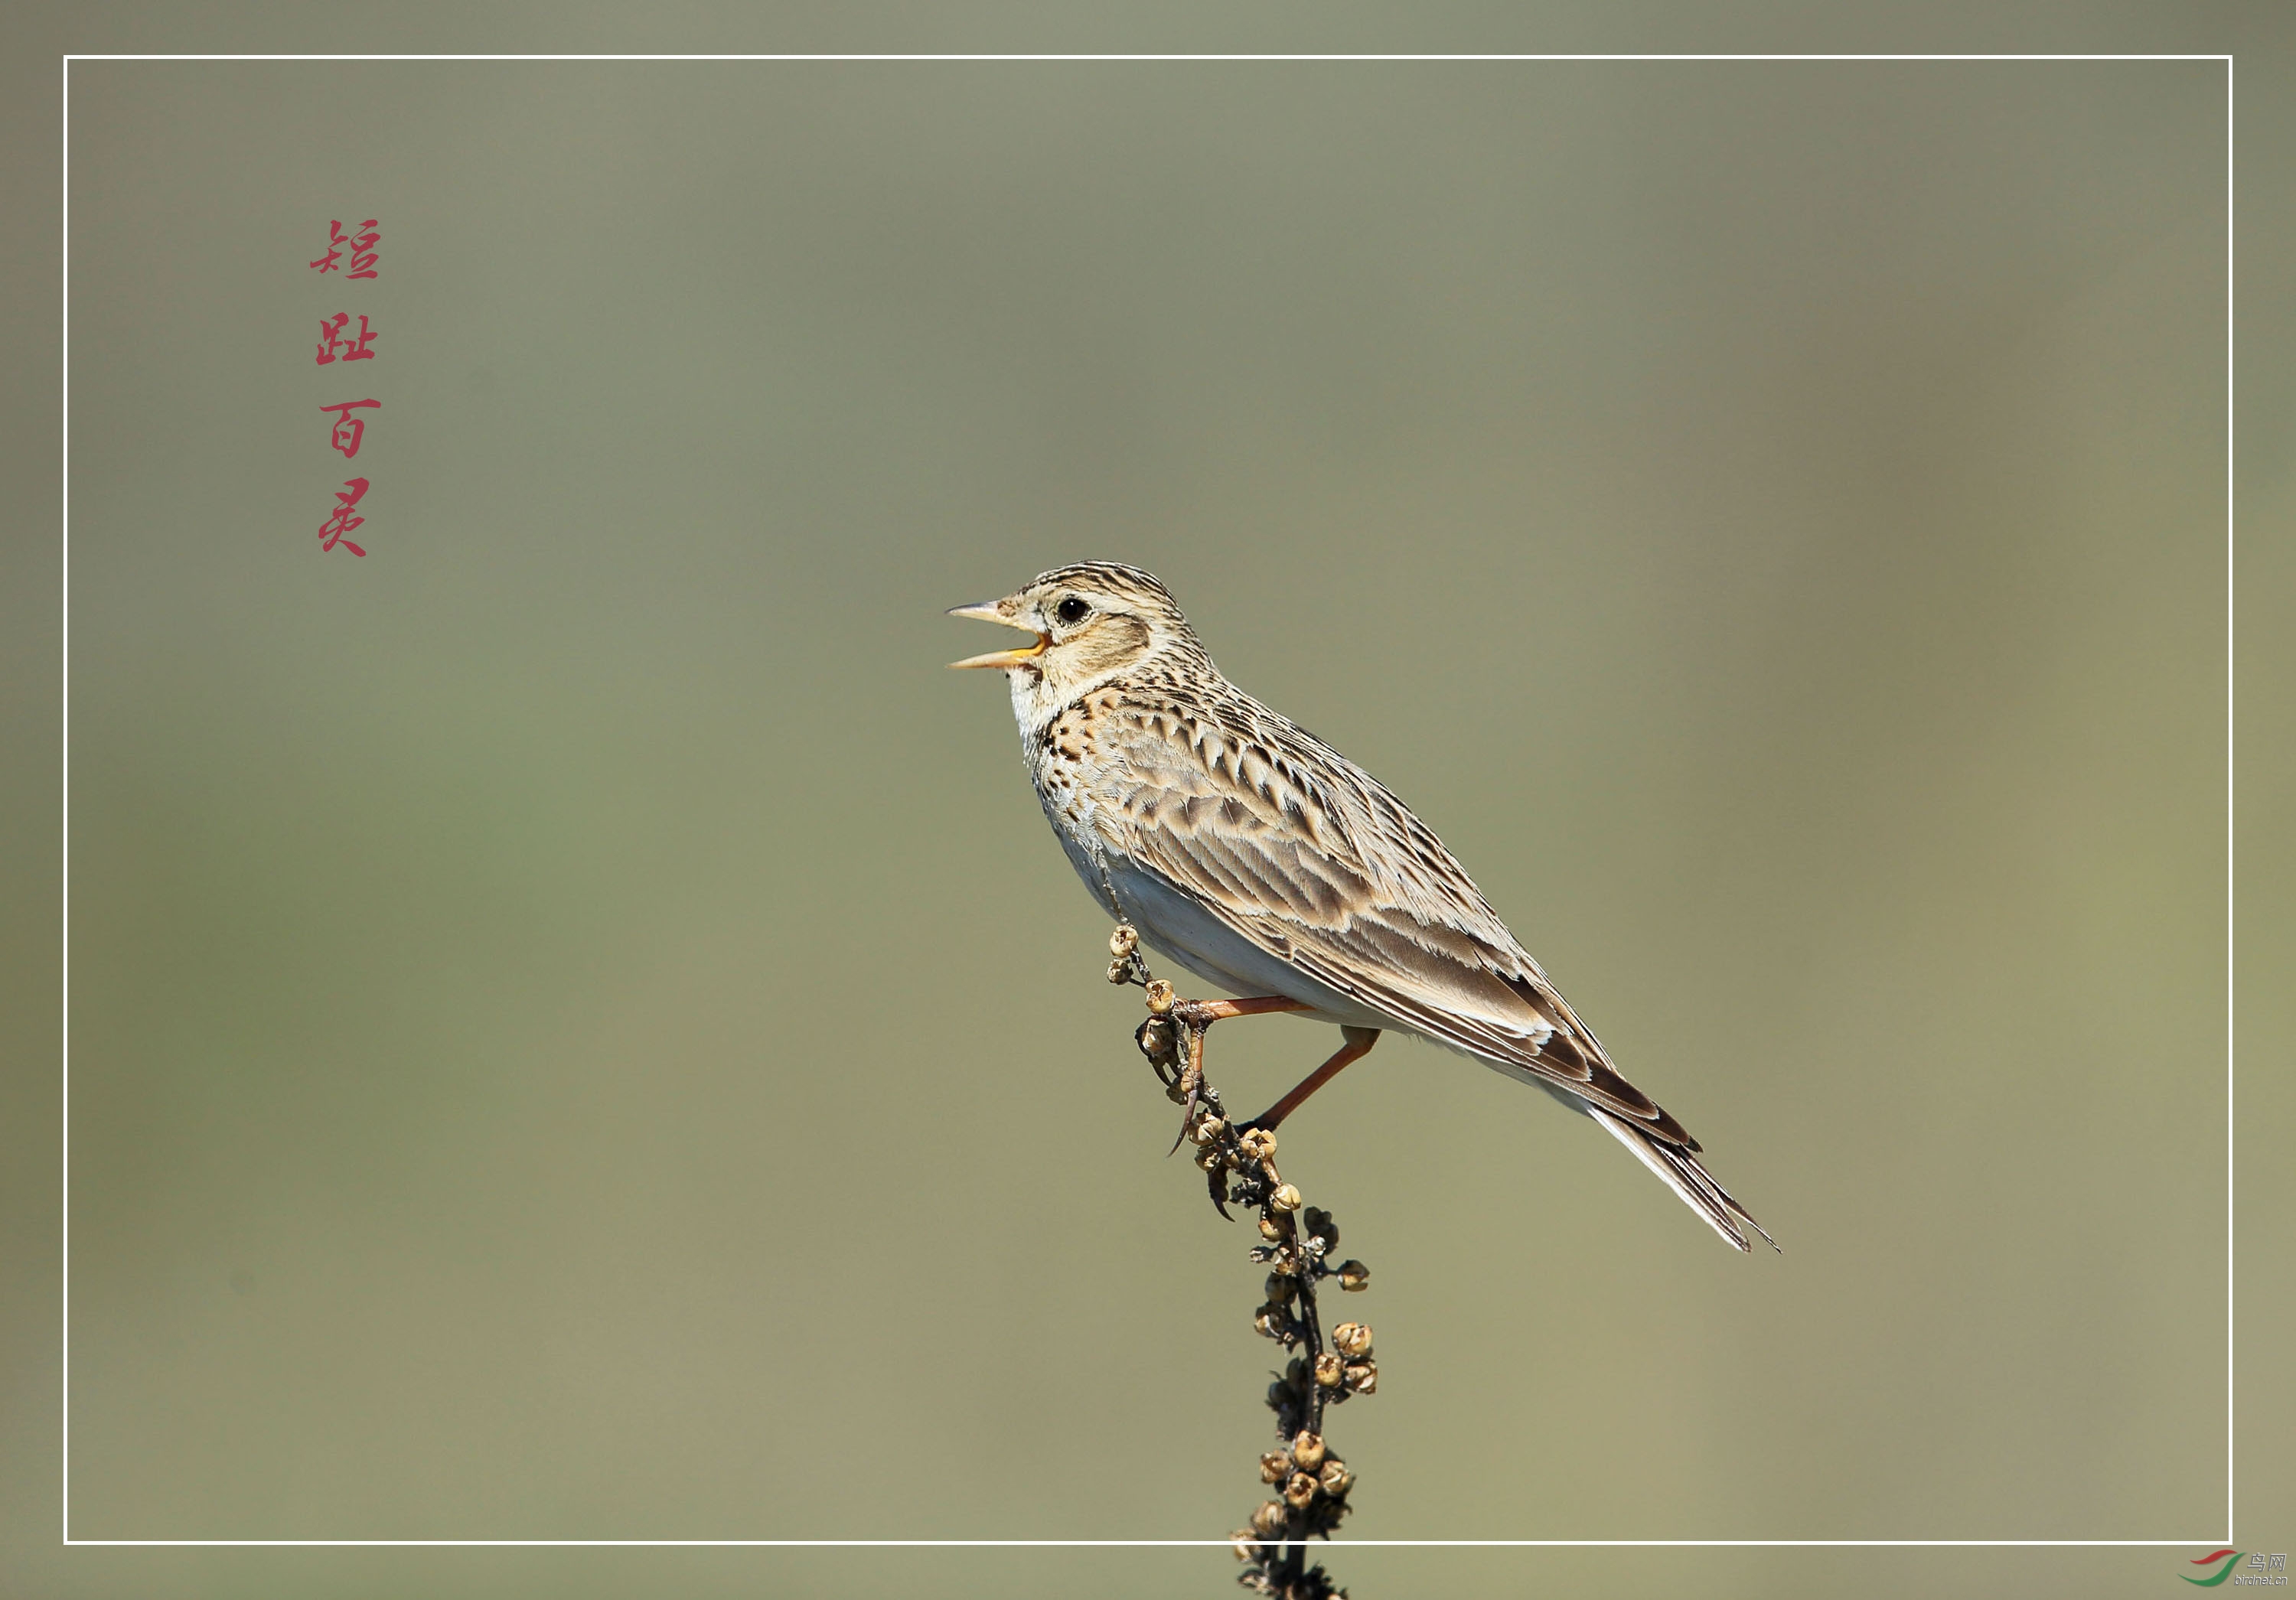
left=948, top=561, right=1772, bottom=1252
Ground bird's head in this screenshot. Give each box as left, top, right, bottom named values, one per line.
left=947, top=562, right=1205, bottom=703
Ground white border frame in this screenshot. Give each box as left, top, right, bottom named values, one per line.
left=58, top=50, right=2241, bottom=1552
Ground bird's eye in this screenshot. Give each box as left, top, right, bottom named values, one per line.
left=1055, top=596, right=1090, bottom=625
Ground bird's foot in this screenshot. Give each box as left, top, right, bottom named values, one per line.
left=1163, top=1021, right=1208, bottom=1152
left=1168, top=1096, right=1199, bottom=1157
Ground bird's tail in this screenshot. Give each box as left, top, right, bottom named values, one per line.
left=1587, top=1105, right=1777, bottom=1253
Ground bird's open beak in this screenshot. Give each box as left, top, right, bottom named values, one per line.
left=946, top=601, right=1050, bottom=670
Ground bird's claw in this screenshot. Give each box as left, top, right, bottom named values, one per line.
left=1166, top=1082, right=1204, bottom=1155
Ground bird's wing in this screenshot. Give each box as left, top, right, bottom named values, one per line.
left=1103, top=692, right=1700, bottom=1149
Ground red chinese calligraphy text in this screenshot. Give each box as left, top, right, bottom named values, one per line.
left=309, top=219, right=380, bottom=279
left=316, top=313, right=378, bottom=365
left=319, top=399, right=381, bottom=458
left=318, top=477, right=370, bottom=556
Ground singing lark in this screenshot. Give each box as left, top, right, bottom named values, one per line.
left=950, top=561, right=1772, bottom=1251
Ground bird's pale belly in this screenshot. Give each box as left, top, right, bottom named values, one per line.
left=1063, top=831, right=1599, bottom=1123
left=1087, top=853, right=1395, bottom=1034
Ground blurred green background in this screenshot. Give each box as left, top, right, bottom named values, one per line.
left=8, top=13, right=2284, bottom=1599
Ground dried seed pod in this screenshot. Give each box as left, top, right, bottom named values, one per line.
left=1258, top=1217, right=1286, bottom=1242
left=1333, top=1321, right=1373, bottom=1359
left=1283, top=1472, right=1318, bottom=1509
left=1313, top=1351, right=1345, bottom=1387
left=1269, top=1184, right=1303, bottom=1213
left=1345, top=1360, right=1378, bottom=1395
left=1290, top=1431, right=1326, bottom=1471
left=1264, top=1273, right=1297, bottom=1305
left=1137, top=1016, right=1175, bottom=1058
left=1109, top=924, right=1139, bottom=957
left=1195, top=1147, right=1221, bottom=1171
left=1194, top=1115, right=1227, bottom=1144
left=1337, top=1259, right=1371, bottom=1292
left=1258, top=1450, right=1291, bottom=1484
left=1238, top=1128, right=1277, bottom=1162
left=1319, top=1458, right=1355, bottom=1496
left=1251, top=1500, right=1288, bottom=1536
left=1143, top=979, right=1176, bottom=1015
left=1253, top=1306, right=1293, bottom=1341
left=1231, top=1530, right=1258, bottom=1561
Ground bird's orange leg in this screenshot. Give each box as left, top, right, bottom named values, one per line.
left=1176, top=995, right=1311, bottom=1025
left=1247, top=1025, right=1381, bottom=1131
left=1165, top=996, right=1311, bottom=1152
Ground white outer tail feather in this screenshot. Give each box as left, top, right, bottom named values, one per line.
left=1587, top=1105, right=1777, bottom=1253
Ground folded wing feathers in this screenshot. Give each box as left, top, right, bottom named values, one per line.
left=1280, top=912, right=1701, bottom=1149
left=1118, top=691, right=1769, bottom=1250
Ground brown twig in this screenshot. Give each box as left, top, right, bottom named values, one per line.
left=1104, top=925, right=1375, bottom=1600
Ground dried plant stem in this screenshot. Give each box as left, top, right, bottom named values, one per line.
left=1102, top=925, right=1375, bottom=1600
